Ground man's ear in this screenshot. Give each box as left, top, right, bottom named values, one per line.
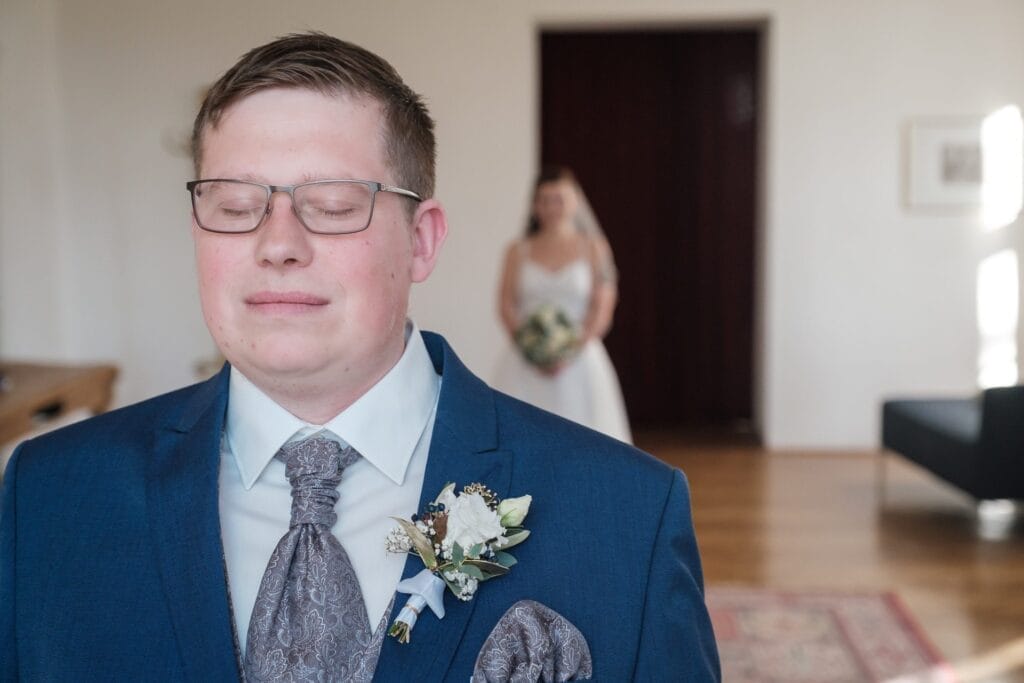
left=409, top=198, right=448, bottom=283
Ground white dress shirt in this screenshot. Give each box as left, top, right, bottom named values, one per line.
left=218, top=322, right=440, bottom=651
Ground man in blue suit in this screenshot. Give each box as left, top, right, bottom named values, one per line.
left=1, top=32, right=719, bottom=681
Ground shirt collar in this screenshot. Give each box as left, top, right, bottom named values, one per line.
left=225, top=321, right=440, bottom=489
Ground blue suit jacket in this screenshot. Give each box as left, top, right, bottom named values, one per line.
left=1, top=332, right=719, bottom=681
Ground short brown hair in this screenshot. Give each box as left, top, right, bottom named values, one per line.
left=191, top=31, right=436, bottom=199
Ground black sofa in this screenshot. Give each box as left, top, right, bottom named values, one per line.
left=881, top=385, right=1024, bottom=501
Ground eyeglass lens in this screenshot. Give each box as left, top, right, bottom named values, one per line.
left=191, top=180, right=374, bottom=234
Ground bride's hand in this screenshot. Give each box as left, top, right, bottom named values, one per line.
left=539, top=360, right=568, bottom=377
left=538, top=341, right=584, bottom=376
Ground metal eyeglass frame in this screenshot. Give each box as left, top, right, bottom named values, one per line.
left=185, top=178, right=422, bottom=235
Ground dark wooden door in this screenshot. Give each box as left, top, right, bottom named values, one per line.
left=541, top=29, right=759, bottom=430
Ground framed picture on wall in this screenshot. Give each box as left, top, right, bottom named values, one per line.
left=905, top=118, right=983, bottom=208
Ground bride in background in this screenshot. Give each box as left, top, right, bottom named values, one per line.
left=492, top=166, right=632, bottom=443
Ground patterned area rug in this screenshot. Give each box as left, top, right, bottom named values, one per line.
left=707, top=588, right=955, bottom=682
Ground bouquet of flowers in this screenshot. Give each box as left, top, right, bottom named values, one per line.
left=385, top=482, right=531, bottom=643
left=514, top=304, right=579, bottom=370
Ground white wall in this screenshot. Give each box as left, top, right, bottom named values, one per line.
left=2, top=0, right=1022, bottom=448
left=0, top=0, right=67, bottom=357
left=765, top=0, right=1024, bottom=446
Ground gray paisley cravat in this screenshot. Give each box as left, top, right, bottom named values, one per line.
left=244, top=436, right=378, bottom=682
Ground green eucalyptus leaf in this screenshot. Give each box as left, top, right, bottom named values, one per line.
left=391, top=517, right=437, bottom=569
left=460, top=563, right=485, bottom=580
left=441, top=573, right=462, bottom=598
left=493, top=550, right=518, bottom=568
left=451, top=542, right=465, bottom=566
left=463, top=559, right=510, bottom=578
left=468, top=543, right=484, bottom=558
left=501, top=529, right=530, bottom=549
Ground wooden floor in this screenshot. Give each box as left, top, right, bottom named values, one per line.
left=636, top=431, right=1024, bottom=683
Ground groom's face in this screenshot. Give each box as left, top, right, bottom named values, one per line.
left=191, top=87, right=428, bottom=396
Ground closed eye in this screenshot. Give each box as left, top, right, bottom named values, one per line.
left=306, top=204, right=359, bottom=219
left=220, top=207, right=259, bottom=217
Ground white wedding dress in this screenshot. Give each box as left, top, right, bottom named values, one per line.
left=492, top=254, right=632, bottom=444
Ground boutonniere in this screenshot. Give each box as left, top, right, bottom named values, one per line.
left=384, top=482, right=532, bottom=643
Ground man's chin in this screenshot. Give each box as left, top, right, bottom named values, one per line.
left=234, top=355, right=328, bottom=380
left=222, top=343, right=333, bottom=381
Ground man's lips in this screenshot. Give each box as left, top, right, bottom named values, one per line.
left=245, top=291, right=329, bottom=311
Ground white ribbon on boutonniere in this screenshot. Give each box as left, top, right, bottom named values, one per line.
left=393, top=568, right=446, bottom=635
left=384, top=482, right=532, bottom=643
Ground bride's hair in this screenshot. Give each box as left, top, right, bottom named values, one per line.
left=525, top=165, right=578, bottom=235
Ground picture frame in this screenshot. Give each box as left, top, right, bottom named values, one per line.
left=905, top=118, right=983, bottom=209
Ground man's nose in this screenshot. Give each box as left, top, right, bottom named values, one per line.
left=254, top=193, right=314, bottom=267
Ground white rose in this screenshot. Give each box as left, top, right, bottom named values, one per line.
left=445, top=492, right=504, bottom=551
left=497, top=495, right=532, bottom=527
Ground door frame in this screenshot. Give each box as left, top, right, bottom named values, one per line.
left=534, top=17, right=771, bottom=438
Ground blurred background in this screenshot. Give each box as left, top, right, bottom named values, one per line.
left=3, top=0, right=1024, bottom=449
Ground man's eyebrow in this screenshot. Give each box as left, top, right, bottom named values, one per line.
left=207, top=173, right=268, bottom=183
left=300, top=171, right=359, bottom=182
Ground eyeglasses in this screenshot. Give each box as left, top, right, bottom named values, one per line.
left=185, top=178, right=422, bottom=235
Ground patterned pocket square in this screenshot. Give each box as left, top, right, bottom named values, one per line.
left=471, top=600, right=593, bottom=682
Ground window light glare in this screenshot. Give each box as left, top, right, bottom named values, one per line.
left=981, top=105, right=1023, bottom=231
left=976, top=249, right=1019, bottom=388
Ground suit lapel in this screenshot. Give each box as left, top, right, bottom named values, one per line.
left=146, top=366, right=240, bottom=680
left=374, top=333, right=512, bottom=681
left=141, top=335, right=508, bottom=680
